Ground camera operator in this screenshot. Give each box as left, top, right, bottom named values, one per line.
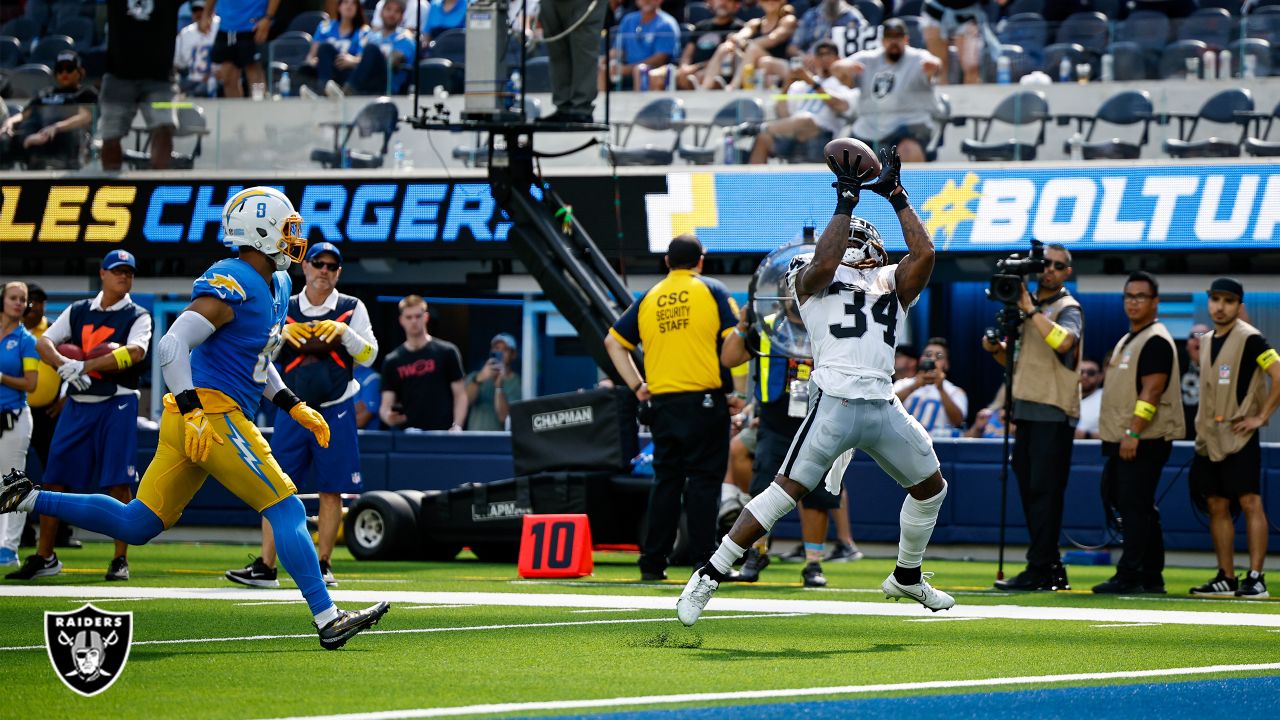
left=982, top=243, right=1082, bottom=592
left=894, top=337, right=967, bottom=437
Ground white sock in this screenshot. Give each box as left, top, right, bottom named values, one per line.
left=897, top=480, right=948, bottom=569
left=314, top=605, right=340, bottom=627
left=710, top=537, right=745, bottom=575
left=17, top=489, right=39, bottom=514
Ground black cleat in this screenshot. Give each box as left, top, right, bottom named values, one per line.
left=735, top=548, right=770, bottom=583
left=225, top=556, right=280, bottom=588
left=318, top=602, right=390, bottom=650
left=802, top=562, right=828, bottom=588
left=995, top=563, right=1070, bottom=592
left=6, top=552, right=61, bottom=580
left=1091, top=576, right=1145, bottom=594
left=105, top=556, right=129, bottom=581
left=0, top=468, right=37, bottom=514
left=1236, top=572, right=1268, bottom=599
left=1190, top=570, right=1238, bottom=597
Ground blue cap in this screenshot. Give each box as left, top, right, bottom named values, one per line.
left=305, top=242, right=342, bottom=264
left=102, top=249, right=136, bottom=271
left=491, top=333, right=518, bottom=352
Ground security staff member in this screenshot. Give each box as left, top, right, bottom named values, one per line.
left=982, top=243, right=1082, bottom=592
left=604, top=235, right=739, bottom=581
left=720, top=293, right=843, bottom=588
left=10, top=250, right=151, bottom=582
left=1095, top=270, right=1184, bottom=594
left=227, top=242, right=378, bottom=589
left=1188, top=278, right=1279, bottom=599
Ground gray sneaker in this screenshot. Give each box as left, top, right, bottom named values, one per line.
left=825, top=542, right=864, bottom=563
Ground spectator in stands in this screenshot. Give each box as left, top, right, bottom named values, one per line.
left=0, top=51, right=95, bottom=170
left=1181, top=323, right=1209, bottom=442
left=894, top=337, right=968, bottom=438
left=465, top=333, right=523, bottom=431
left=203, top=0, right=277, bottom=99
left=919, top=0, right=984, bottom=85
left=354, top=364, right=382, bottom=429
left=422, top=0, right=468, bottom=44
left=335, top=0, right=417, bottom=95
left=966, top=388, right=1012, bottom=439
left=790, top=0, right=866, bottom=56
left=540, top=0, right=607, bottom=123
left=653, top=0, right=744, bottom=90
left=371, top=0, right=429, bottom=30
left=379, top=295, right=467, bottom=432
left=1075, top=356, right=1103, bottom=440
left=894, top=344, right=918, bottom=382
left=701, top=0, right=797, bottom=88
left=837, top=18, right=941, bottom=163
left=739, top=40, right=855, bottom=163
left=24, top=0, right=82, bottom=35
left=175, top=0, right=221, bottom=96
left=100, top=1, right=180, bottom=170
left=299, top=0, right=370, bottom=97
left=600, top=0, right=681, bottom=90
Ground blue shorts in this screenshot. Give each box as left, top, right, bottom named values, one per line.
left=272, top=397, right=362, bottom=494
left=44, top=395, right=139, bottom=490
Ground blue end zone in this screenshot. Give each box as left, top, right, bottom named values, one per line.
left=538, top=675, right=1280, bottom=720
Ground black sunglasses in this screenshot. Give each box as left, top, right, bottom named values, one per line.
left=54, top=64, right=79, bottom=74
left=310, top=260, right=340, bottom=271
left=1048, top=261, right=1069, bottom=271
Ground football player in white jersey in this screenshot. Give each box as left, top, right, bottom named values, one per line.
left=678, top=146, right=954, bottom=625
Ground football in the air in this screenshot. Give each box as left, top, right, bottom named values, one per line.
left=823, top=137, right=880, bottom=181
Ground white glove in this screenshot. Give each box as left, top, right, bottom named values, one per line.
left=824, top=449, right=855, bottom=495
left=69, top=374, right=92, bottom=391
left=57, top=359, right=85, bottom=380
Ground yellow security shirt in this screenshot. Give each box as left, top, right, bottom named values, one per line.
left=609, top=269, right=739, bottom=395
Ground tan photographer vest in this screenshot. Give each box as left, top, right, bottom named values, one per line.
left=1100, top=322, right=1185, bottom=443
left=1195, top=321, right=1269, bottom=461
left=1011, top=293, right=1083, bottom=418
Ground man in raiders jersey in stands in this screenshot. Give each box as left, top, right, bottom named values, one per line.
left=677, top=145, right=953, bottom=625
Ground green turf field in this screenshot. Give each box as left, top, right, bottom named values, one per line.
left=1, top=542, right=1277, bottom=719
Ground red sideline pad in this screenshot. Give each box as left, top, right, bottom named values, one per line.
left=518, top=514, right=593, bottom=578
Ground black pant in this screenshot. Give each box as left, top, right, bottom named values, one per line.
left=1104, top=439, right=1172, bottom=584
left=1011, top=418, right=1074, bottom=570
left=640, top=391, right=729, bottom=573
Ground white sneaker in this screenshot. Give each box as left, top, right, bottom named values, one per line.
left=676, top=567, right=720, bottom=626
left=300, top=85, right=320, bottom=99
left=324, top=80, right=345, bottom=99
left=882, top=571, right=955, bottom=612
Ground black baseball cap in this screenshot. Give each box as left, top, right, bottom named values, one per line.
left=1208, top=277, right=1244, bottom=301
left=54, top=51, right=81, bottom=70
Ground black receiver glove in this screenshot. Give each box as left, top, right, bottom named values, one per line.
left=826, top=151, right=864, bottom=216
left=862, top=145, right=906, bottom=200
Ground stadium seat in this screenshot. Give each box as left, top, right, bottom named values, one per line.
left=0, top=17, right=38, bottom=54
left=52, top=17, right=93, bottom=48
left=1089, top=0, right=1121, bottom=18
left=1175, top=7, right=1233, bottom=50
left=1227, top=38, right=1272, bottom=77
left=1058, top=90, right=1152, bottom=160
left=1002, top=0, right=1044, bottom=16
left=685, top=2, right=713, bottom=24
left=957, top=90, right=1049, bottom=162
left=267, top=31, right=312, bottom=69
left=677, top=97, right=764, bottom=164
left=1108, top=41, right=1149, bottom=80
left=1054, top=11, right=1108, bottom=55
left=124, top=105, right=209, bottom=170
left=287, top=10, right=329, bottom=35
left=1159, top=39, right=1210, bottom=79
left=1162, top=88, right=1253, bottom=159
left=980, top=43, right=1031, bottom=83
left=28, top=34, right=73, bottom=68
left=523, top=55, right=551, bottom=92
left=1119, top=10, right=1170, bottom=56
left=997, top=12, right=1048, bottom=67
left=923, top=91, right=953, bottom=162
left=0, top=36, right=21, bottom=69
left=417, top=57, right=462, bottom=93
left=1243, top=98, right=1280, bottom=156
left=605, top=97, right=686, bottom=166
left=854, top=0, right=884, bottom=25
left=1042, top=42, right=1097, bottom=80
left=310, top=98, right=400, bottom=168
left=1243, top=7, right=1280, bottom=63
left=430, top=28, right=466, bottom=64
left=894, top=0, right=923, bottom=17
left=6, top=63, right=53, bottom=99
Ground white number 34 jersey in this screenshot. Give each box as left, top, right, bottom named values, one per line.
left=791, top=263, right=909, bottom=400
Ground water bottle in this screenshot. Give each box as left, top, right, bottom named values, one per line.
left=1058, top=56, right=1071, bottom=83
left=207, top=74, right=218, bottom=98
left=742, top=62, right=755, bottom=89
left=278, top=71, right=291, bottom=97
left=1068, top=131, right=1084, bottom=161
left=505, top=70, right=521, bottom=109
left=1185, top=55, right=1200, bottom=79
left=1203, top=51, right=1216, bottom=80
left=666, top=63, right=675, bottom=92
left=1100, top=53, right=1114, bottom=82
left=996, top=55, right=1011, bottom=84
left=720, top=54, right=733, bottom=79
left=1244, top=53, right=1257, bottom=79
left=722, top=129, right=736, bottom=165
left=393, top=140, right=406, bottom=171
left=1218, top=49, right=1232, bottom=79
left=637, top=63, right=649, bottom=92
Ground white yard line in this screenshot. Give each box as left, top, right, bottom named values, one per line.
left=903, top=617, right=986, bottom=623
left=399, top=605, right=473, bottom=610
left=1090, top=623, right=1161, bottom=628
left=255, top=662, right=1280, bottom=720
left=0, top=613, right=804, bottom=652
left=234, top=601, right=310, bottom=607
left=2, top=586, right=1278, bottom=627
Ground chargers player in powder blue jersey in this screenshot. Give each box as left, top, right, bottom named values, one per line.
left=0, top=187, right=390, bottom=650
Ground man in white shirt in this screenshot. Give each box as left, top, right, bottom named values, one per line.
left=1075, top=357, right=1103, bottom=439
left=893, top=337, right=968, bottom=438
left=744, top=40, right=856, bottom=164
left=370, top=0, right=430, bottom=30
left=174, top=0, right=221, bottom=95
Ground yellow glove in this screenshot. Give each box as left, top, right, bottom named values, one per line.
left=311, top=319, right=348, bottom=344
left=290, top=402, right=330, bottom=448
left=281, top=322, right=313, bottom=348
left=182, top=408, right=224, bottom=462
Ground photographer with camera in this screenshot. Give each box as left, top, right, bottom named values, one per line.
left=894, top=337, right=967, bottom=437
left=982, top=243, right=1082, bottom=592
left=465, top=333, right=523, bottom=431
